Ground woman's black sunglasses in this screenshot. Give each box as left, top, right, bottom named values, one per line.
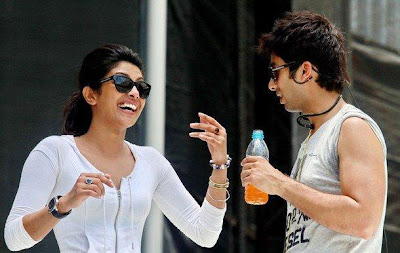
left=99, top=74, right=151, bottom=99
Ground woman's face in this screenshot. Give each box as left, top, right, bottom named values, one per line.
left=90, top=61, right=146, bottom=131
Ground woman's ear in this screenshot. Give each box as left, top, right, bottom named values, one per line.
left=82, top=86, right=97, bottom=105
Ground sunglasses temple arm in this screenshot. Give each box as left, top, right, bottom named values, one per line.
left=99, top=76, right=113, bottom=84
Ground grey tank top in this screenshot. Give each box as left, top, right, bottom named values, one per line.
left=285, top=104, right=387, bottom=253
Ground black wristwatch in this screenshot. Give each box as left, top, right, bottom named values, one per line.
left=47, top=195, right=72, bottom=219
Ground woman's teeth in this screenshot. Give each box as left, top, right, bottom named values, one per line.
left=118, top=103, right=137, bottom=111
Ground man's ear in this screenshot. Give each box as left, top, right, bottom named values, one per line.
left=301, top=61, right=313, bottom=82
left=82, top=86, right=97, bottom=105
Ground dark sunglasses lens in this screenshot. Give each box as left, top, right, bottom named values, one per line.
left=113, top=76, right=133, bottom=93
left=136, top=81, right=151, bottom=99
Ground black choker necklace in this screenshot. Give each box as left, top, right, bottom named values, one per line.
left=296, top=95, right=342, bottom=129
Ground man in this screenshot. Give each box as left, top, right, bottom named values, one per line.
left=241, top=11, right=387, bottom=252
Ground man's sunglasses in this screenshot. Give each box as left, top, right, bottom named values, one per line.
left=268, top=61, right=296, bottom=83
left=99, top=74, right=151, bottom=99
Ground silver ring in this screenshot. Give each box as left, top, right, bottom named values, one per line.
left=85, top=178, right=93, bottom=185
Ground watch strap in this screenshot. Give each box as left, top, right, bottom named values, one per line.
left=48, top=195, right=71, bottom=219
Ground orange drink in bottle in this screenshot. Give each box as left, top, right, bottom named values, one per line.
left=245, top=130, right=269, bottom=205
left=245, top=184, right=268, bottom=205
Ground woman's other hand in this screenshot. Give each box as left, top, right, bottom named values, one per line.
left=189, top=112, right=228, bottom=165
left=58, top=173, right=114, bottom=213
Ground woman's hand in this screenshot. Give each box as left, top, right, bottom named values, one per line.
left=189, top=112, right=228, bottom=165
left=57, top=173, right=114, bottom=213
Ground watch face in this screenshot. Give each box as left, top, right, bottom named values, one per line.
left=47, top=195, right=70, bottom=219
left=48, top=197, right=57, bottom=211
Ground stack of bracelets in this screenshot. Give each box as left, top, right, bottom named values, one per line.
left=207, top=155, right=232, bottom=202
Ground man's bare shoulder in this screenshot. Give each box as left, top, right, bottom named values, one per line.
left=338, top=116, right=383, bottom=158
left=340, top=116, right=377, bottom=140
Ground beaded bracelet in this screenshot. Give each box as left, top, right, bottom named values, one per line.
left=207, top=189, right=230, bottom=202
left=208, top=177, right=229, bottom=189
left=209, top=155, right=232, bottom=170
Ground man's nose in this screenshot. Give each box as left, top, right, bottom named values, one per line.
left=268, top=79, right=277, bottom=91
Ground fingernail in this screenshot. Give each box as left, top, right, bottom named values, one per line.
left=190, top=123, right=195, bottom=127
left=199, top=112, right=204, bottom=116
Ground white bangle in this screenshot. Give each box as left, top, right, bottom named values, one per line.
left=207, top=189, right=230, bottom=202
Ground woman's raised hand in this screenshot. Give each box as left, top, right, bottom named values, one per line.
left=57, top=173, right=114, bottom=213
left=189, top=112, right=228, bottom=165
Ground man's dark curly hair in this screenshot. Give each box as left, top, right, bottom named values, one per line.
left=258, top=11, right=349, bottom=93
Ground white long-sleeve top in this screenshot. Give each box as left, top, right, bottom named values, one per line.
left=4, top=135, right=226, bottom=252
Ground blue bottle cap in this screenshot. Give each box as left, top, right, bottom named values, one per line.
left=252, top=129, right=264, bottom=139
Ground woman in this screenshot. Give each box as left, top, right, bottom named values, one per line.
left=4, top=44, right=230, bottom=252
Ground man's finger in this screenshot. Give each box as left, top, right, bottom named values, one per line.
left=241, top=163, right=256, bottom=171
left=241, top=156, right=265, bottom=165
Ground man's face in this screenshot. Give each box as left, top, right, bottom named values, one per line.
left=268, top=53, right=304, bottom=113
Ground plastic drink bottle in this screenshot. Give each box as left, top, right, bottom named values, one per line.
left=245, top=129, right=269, bottom=205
